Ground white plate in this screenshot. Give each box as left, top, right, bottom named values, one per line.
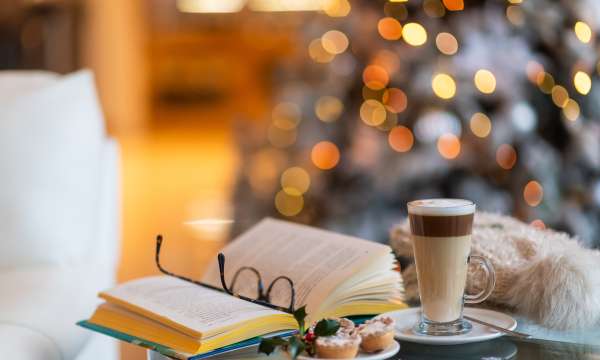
left=296, top=341, right=400, bottom=360
left=383, top=307, right=517, bottom=345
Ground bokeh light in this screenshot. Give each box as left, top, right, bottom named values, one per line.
left=402, top=23, right=427, bottom=46
left=382, top=88, right=408, bottom=113
left=378, top=17, right=403, bottom=40
left=437, top=133, right=461, bottom=159
left=530, top=219, right=546, bottom=230
left=322, top=0, right=351, bottom=17
left=573, top=71, right=592, bottom=95
left=274, top=190, right=304, bottom=217
left=550, top=85, right=569, bottom=108
left=321, top=30, right=349, bottom=55
left=248, top=149, right=285, bottom=196
left=432, top=73, right=457, bottom=99
left=268, top=124, right=296, bottom=148
left=574, top=21, right=592, bottom=43
left=280, top=167, right=311, bottom=195
left=360, top=99, right=387, bottom=126
left=523, top=180, right=544, bottom=207
left=506, top=5, right=524, bottom=26
left=435, top=32, right=458, bottom=55
left=469, top=112, right=492, bottom=138
left=536, top=72, right=555, bottom=94
left=388, top=126, right=414, bottom=152
left=562, top=99, right=580, bottom=121
left=496, top=144, right=517, bottom=170
left=423, top=0, right=445, bottom=18
left=474, top=69, right=496, bottom=94
left=311, top=141, right=340, bottom=170
left=442, top=0, right=464, bottom=11
left=315, top=96, right=344, bottom=122
left=363, top=65, right=389, bottom=90
left=526, top=61, right=544, bottom=84
left=308, top=38, right=335, bottom=63
left=272, top=102, right=301, bottom=130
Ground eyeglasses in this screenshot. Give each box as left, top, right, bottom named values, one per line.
left=155, top=235, right=296, bottom=314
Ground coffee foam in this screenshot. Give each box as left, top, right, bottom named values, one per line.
left=407, top=198, right=475, bottom=216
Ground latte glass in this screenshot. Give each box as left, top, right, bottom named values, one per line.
left=408, top=199, right=495, bottom=336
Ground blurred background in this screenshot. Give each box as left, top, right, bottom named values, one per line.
left=2, top=0, right=599, bottom=357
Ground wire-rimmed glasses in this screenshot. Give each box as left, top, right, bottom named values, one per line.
left=155, top=235, right=296, bottom=313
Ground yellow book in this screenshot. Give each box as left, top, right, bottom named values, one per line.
left=85, top=218, right=406, bottom=357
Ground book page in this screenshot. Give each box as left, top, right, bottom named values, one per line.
left=201, top=218, right=392, bottom=317
left=99, top=276, right=286, bottom=337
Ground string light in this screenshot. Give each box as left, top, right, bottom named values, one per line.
left=388, top=126, right=414, bottom=152
left=435, top=32, right=458, bottom=55
left=437, top=133, right=461, bottom=159
left=363, top=65, right=389, bottom=90
left=524, top=180, right=544, bottom=207
left=573, top=71, right=592, bottom=95
left=308, top=38, right=335, bottom=63
left=574, top=21, right=592, bottom=43
left=550, top=85, right=569, bottom=108
left=442, top=0, right=464, bottom=11
left=432, top=73, right=457, bottom=99
left=469, top=112, right=492, bottom=138
left=378, top=17, right=403, bottom=40
left=474, top=69, right=496, bottom=94
left=360, top=99, right=387, bottom=126
left=562, top=99, right=580, bottom=121
left=402, top=23, right=427, bottom=46
left=311, top=141, right=340, bottom=170
left=281, top=167, right=311, bottom=195
left=536, top=72, right=555, bottom=94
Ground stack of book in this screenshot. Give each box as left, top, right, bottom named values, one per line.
left=79, top=218, right=406, bottom=359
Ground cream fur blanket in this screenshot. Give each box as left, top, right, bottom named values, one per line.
left=390, top=212, right=600, bottom=330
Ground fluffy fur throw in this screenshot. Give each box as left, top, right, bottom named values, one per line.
left=390, top=212, right=600, bottom=330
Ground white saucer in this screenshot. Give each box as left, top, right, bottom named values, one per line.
left=297, top=341, right=400, bottom=360
left=383, top=307, right=517, bottom=345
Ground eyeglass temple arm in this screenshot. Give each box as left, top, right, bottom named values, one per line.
left=218, top=253, right=234, bottom=295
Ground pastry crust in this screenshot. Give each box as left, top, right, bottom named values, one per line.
left=358, top=316, right=395, bottom=353
left=314, top=318, right=360, bottom=359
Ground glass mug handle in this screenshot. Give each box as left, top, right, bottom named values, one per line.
left=464, top=255, right=496, bottom=304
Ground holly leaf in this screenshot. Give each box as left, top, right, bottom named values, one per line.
left=293, top=305, right=307, bottom=335
left=313, top=319, right=340, bottom=337
left=258, top=336, right=288, bottom=355
left=288, top=335, right=306, bottom=360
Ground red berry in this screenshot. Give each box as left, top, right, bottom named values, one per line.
left=304, top=332, right=315, bottom=342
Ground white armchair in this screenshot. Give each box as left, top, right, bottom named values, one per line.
left=0, top=71, right=119, bottom=360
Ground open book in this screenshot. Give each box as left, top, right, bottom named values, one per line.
left=80, top=218, right=405, bottom=359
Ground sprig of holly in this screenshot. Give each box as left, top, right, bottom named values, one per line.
left=258, top=306, right=340, bottom=359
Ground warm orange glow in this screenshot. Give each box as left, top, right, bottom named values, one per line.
left=536, top=72, right=554, bottom=94
left=360, top=99, right=387, bottom=126
left=432, top=73, right=456, bottom=99
left=315, top=96, right=343, bottom=122
left=322, top=0, right=351, bottom=17
left=551, top=85, right=569, bottom=108
left=402, top=23, right=427, bottom=46
left=563, top=99, right=580, bottom=121
left=281, top=167, right=310, bottom=195
left=437, top=133, right=461, bottom=159
left=321, top=30, right=349, bottom=55
left=362, top=65, right=390, bottom=90
left=274, top=190, right=304, bottom=217
left=442, top=0, right=464, bottom=11
left=496, top=144, right=517, bottom=170
left=311, top=141, right=340, bottom=170
left=435, top=32, right=458, bottom=55
left=573, top=71, right=592, bottom=95
left=574, top=21, right=593, bottom=43
left=526, top=61, right=544, bottom=84
left=523, top=181, right=544, bottom=207
left=382, top=88, right=408, bottom=113
left=378, top=17, right=403, bottom=40
left=469, top=112, right=492, bottom=138
left=474, top=69, right=496, bottom=94
left=272, top=102, right=301, bottom=130
left=388, top=126, right=414, bottom=152
left=308, top=38, right=335, bottom=63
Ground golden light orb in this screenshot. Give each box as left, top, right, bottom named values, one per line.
left=474, top=69, right=497, bottom=94
left=496, top=144, right=517, bottom=170
left=280, top=167, right=311, bottom=196
left=378, top=17, right=403, bottom=41
left=311, top=141, right=340, bottom=170
left=321, top=30, right=349, bottom=55
left=469, top=112, right=492, bottom=138
left=573, top=71, right=592, bottom=95
left=308, top=38, right=334, bottom=63
left=360, top=99, right=387, bottom=126
left=562, top=99, right=580, bottom=121
left=432, top=73, right=457, bottom=99
left=315, top=96, right=344, bottom=122
left=574, top=21, right=593, bottom=43
left=274, top=190, right=304, bottom=217
left=388, top=126, right=414, bottom=152
left=437, top=133, right=461, bottom=159
left=536, top=72, right=555, bottom=94
left=435, top=32, right=458, bottom=55
left=362, top=65, right=389, bottom=90
left=402, top=23, right=427, bottom=46
left=442, top=0, right=464, bottom=11
left=322, top=0, right=351, bottom=17
left=382, top=88, right=408, bottom=113
left=523, top=180, right=543, bottom=207
left=550, top=85, right=569, bottom=108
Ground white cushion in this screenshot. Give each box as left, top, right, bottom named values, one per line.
left=0, top=70, right=105, bottom=268
left=0, top=324, right=61, bottom=360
